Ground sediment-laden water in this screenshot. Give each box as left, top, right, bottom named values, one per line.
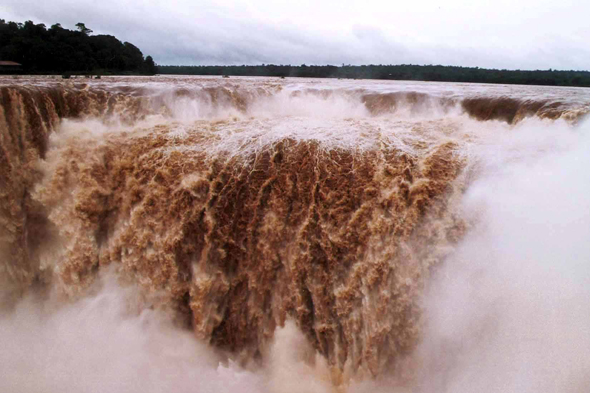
left=1, top=76, right=589, bottom=392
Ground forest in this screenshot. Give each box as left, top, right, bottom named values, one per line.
left=0, top=19, right=157, bottom=75
left=159, top=64, right=590, bottom=87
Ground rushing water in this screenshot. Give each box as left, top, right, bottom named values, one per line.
left=1, top=75, right=589, bottom=392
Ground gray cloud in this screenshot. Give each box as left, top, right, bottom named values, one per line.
left=2, top=0, right=590, bottom=70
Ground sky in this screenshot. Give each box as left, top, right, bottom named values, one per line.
left=1, top=0, right=590, bottom=70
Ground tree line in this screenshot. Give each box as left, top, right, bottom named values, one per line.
left=159, top=64, right=590, bottom=87
left=0, top=19, right=157, bottom=75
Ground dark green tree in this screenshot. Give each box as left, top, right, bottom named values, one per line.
left=75, top=23, right=93, bottom=35
left=0, top=18, right=155, bottom=74
left=143, top=55, right=157, bottom=75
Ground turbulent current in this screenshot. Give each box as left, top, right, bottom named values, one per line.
left=1, top=75, right=590, bottom=392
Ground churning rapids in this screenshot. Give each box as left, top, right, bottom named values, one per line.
left=1, top=75, right=590, bottom=392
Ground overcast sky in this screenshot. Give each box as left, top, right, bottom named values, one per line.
left=2, top=0, right=589, bottom=70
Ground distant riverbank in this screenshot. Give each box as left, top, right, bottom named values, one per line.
left=158, top=64, right=590, bottom=88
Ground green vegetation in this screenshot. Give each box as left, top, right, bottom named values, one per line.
left=159, top=64, right=590, bottom=87
left=0, top=19, right=156, bottom=75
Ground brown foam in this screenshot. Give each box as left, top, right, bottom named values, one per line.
left=29, top=119, right=465, bottom=378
